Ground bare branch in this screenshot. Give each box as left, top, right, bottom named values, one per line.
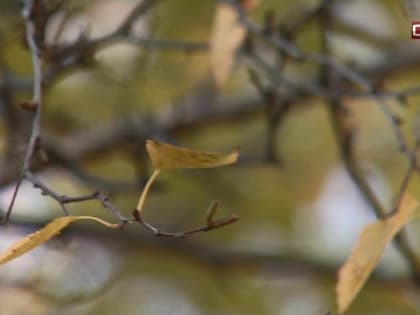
left=4, top=0, right=45, bottom=224
left=319, top=1, right=420, bottom=284
left=133, top=200, right=238, bottom=238
left=24, top=170, right=130, bottom=227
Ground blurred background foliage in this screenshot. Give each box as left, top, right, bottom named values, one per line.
left=1, top=0, right=420, bottom=314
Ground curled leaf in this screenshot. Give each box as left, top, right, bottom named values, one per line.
left=146, top=140, right=239, bottom=170
left=336, top=194, right=419, bottom=314
left=0, top=216, right=118, bottom=266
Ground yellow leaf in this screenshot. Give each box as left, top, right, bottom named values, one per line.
left=209, top=1, right=262, bottom=87
left=146, top=139, right=239, bottom=170
left=336, top=194, right=419, bottom=314
left=210, top=2, right=247, bottom=87
left=0, top=216, right=118, bottom=266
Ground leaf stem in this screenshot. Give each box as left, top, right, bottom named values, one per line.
left=136, top=169, right=160, bottom=213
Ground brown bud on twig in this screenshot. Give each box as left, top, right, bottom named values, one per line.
left=19, top=101, right=38, bottom=113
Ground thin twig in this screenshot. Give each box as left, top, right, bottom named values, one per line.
left=394, top=114, right=420, bottom=211
left=113, top=0, right=160, bottom=36
left=133, top=200, right=238, bottom=238
left=233, top=0, right=372, bottom=89
left=24, top=171, right=129, bottom=225
left=4, top=0, right=44, bottom=224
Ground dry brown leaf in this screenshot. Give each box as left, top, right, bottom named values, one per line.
left=146, top=139, right=239, bottom=170
left=336, top=194, right=419, bottom=314
left=0, top=216, right=118, bottom=266
left=210, top=2, right=247, bottom=87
